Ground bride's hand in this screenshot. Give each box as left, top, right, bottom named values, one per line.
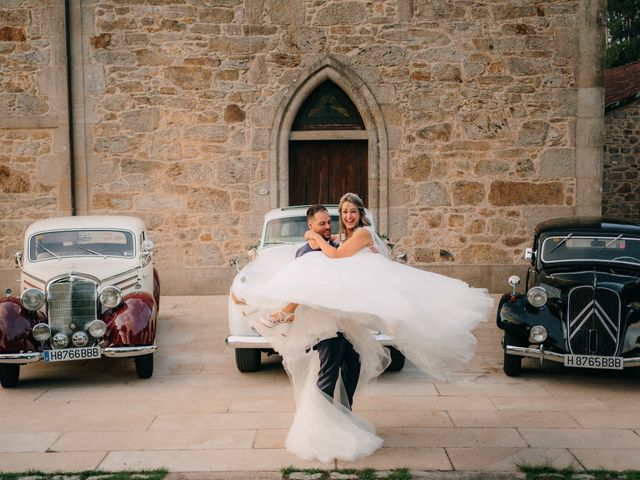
left=304, top=230, right=319, bottom=242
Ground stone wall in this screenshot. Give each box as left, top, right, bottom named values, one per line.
left=0, top=1, right=70, bottom=273
left=0, top=0, right=606, bottom=294
left=603, top=101, right=640, bottom=222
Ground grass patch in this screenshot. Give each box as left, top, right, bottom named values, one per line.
left=281, top=467, right=411, bottom=479
left=0, top=469, right=167, bottom=480
left=517, top=462, right=640, bottom=479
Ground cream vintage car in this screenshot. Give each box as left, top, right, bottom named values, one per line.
left=0, top=216, right=160, bottom=387
left=226, top=205, right=405, bottom=373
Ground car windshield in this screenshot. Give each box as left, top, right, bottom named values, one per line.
left=29, top=229, right=135, bottom=261
left=263, top=215, right=339, bottom=246
left=540, top=234, right=640, bottom=266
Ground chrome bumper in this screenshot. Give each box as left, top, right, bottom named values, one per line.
left=102, top=345, right=157, bottom=357
left=0, top=345, right=157, bottom=364
left=225, top=333, right=396, bottom=349
left=506, top=345, right=640, bottom=367
left=0, top=352, right=42, bottom=364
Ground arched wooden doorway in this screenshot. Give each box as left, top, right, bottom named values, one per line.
left=288, top=81, right=368, bottom=206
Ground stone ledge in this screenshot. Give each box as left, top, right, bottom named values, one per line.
left=0, top=115, right=59, bottom=129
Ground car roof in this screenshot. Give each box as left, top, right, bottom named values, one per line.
left=535, top=217, right=640, bottom=236
left=263, top=205, right=340, bottom=222
left=263, top=205, right=375, bottom=226
left=25, top=216, right=146, bottom=237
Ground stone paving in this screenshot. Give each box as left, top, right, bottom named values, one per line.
left=2, top=295, right=640, bottom=475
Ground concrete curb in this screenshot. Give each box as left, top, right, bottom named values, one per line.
left=163, top=472, right=528, bottom=480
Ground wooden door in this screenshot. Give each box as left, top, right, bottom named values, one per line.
left=289, top=140, right=368, bottom=206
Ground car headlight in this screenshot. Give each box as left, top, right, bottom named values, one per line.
left=88, top=319, right=107, bottom=338
left=51, top=333, right=69, bottom=349
left=529, top=325, right=548, bottom=343
left=32, top=323, right=51, bottom=342
left=21, top=288, right=45, bottom=311
left=71, top=331, right=89, bottom=347
left=527, top=287, right=548, bottom=308
left=99, top=286, right=122, bottom=309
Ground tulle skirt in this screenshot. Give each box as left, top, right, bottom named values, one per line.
left=243, top=250, right=494, bottom=462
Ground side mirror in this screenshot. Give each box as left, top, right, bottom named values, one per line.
left=394, top=252, right=407, bottom=263
left=247, top=247, right=257, bottom=261
left=14, top=251, right=22, bottom=268
left=524, top=248, right=534, bottom=261
left=141, top=240, right=154, bottom=266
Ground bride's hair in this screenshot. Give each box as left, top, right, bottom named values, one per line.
left=338, top=192, right=371, bottom=238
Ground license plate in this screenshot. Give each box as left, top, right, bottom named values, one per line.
left=43, top=346, right=101, bottom=363
left=564, top=354, right=623, bottom=370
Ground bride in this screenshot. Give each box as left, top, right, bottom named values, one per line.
left=244, top=192, right=493, bottom=463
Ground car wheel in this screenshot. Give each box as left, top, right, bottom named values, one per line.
left=235, top=348, right=261, bottom=372
left=0, top=364, right=20, bottom=388
left=503, top=333, right=523, bottom=377
left=385, top=346, right=405, bottom=372
left=134, top=353, right=154, bottom=379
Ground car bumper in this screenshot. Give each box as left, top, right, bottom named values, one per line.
left=0, top=345, right=157, bottom=364
left=225, top=333, right=396, bottom=349
left=506, top=345, right=640, bottom=368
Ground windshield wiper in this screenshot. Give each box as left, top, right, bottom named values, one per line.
left=597, top=234, right=623, bottom=254
left=549, top=233, right=572, bottom=255
left=78, top=246, right=104, bottom=256
left=36, top=241, right=61, bottom=260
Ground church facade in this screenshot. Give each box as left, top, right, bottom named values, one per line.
left=0, top=0, right=607, bottom=293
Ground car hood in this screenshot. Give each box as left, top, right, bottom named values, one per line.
left=540, top=270, right=640, bottom=293
left=23, top=257, right=140, bottom=285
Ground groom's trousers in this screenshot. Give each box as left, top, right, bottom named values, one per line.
left=314, top=332, right=361, bottom=409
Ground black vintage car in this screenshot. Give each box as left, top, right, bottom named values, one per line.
left=497, top=217, right=640, bottom=376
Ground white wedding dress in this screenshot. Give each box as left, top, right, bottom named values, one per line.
left=241, top=227, right=493, bottom=463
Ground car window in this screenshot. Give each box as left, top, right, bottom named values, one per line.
left=263, top=215, right=339, bottom=246
left=29, top=230, right=136, bottom=261
left=541, top=234, right=640, bottom=266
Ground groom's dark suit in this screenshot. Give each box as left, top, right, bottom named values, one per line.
left=296, top=241, right=361, bottom=409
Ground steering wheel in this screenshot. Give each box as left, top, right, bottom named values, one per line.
left=612, top=256, right=640, bottom=264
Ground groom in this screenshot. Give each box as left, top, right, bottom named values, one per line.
left=296, top=204, right=361, bottom=410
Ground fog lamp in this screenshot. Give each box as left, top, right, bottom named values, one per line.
left=88, top=319, right=107, bottom=338
left=99, top=286, right=122, bottom=309
left=71, top=331, right=89, bottom=347
left=51, top=333, right=69, bottom=349
left=21, top=288, right=45, bottom=311
left=32, top=323, right=51, bottom=342
left=527, top=286, right=548, bottom=308
left=529, top=325, right=548, bottom=343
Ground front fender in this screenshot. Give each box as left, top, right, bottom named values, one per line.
left=102, top=292, right=157, bottom=347
left=0, top=297, right=39, bottom=353
left=498, top=294, right=564, bottom=351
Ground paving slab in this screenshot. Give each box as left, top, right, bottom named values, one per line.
left=3, top=295, right=640, bottom=474
left=446, top=448, right=581, bottom=472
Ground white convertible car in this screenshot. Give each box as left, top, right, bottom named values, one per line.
left=225, top=205, right=406, bottom=373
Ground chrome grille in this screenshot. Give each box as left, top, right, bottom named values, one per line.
left=47, top=277, right=97, bottom=335
left=567, top=286, right=621, bottom=356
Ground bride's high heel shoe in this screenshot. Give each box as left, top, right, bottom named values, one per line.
left=260, top=310, right=295, bottom=328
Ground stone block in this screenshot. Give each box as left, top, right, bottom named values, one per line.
left=452, top=181, right=485, bottom=206
left=164, top=66, right=212, bottom=90
left=0, top=165, right=29, bottom=193
left=198, top=7, right=234, bottom=23
left=91, top=192, right=133, bottom=210
left=517, top=121, right=549, bottom=146
left=416, top=123, right=452, bottom=142
left=122, top=108, right=160, bottom=132
left=539, top=149, right=576, bottom=177
left=460, top=244, right=510, bottom=264
left=289, top=27, right=326, bottom=53
left=265, top=0, right=304, bottom=25
left=184, top=125, right=228, bottom=142
left=489, top=181, right=564, bottom=206
left=522, top=205, right=576, bottom=230
left=315, top=2, right=366, bottom=26
left=507, top=57, right=551, bottom=76
left=576, top=117, right=604, bottom=149
left=223, top=104, right=246, bottom=123
left=187, top=187, right=231, bottom=212
left=417, top=182, right=450, bottom=206
left=404, top=153, right=432, bottom=182
left=352, top=45, right=407, bottom=67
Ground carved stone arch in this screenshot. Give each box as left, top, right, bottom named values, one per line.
left=269, top=56, right=389, bottom=233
